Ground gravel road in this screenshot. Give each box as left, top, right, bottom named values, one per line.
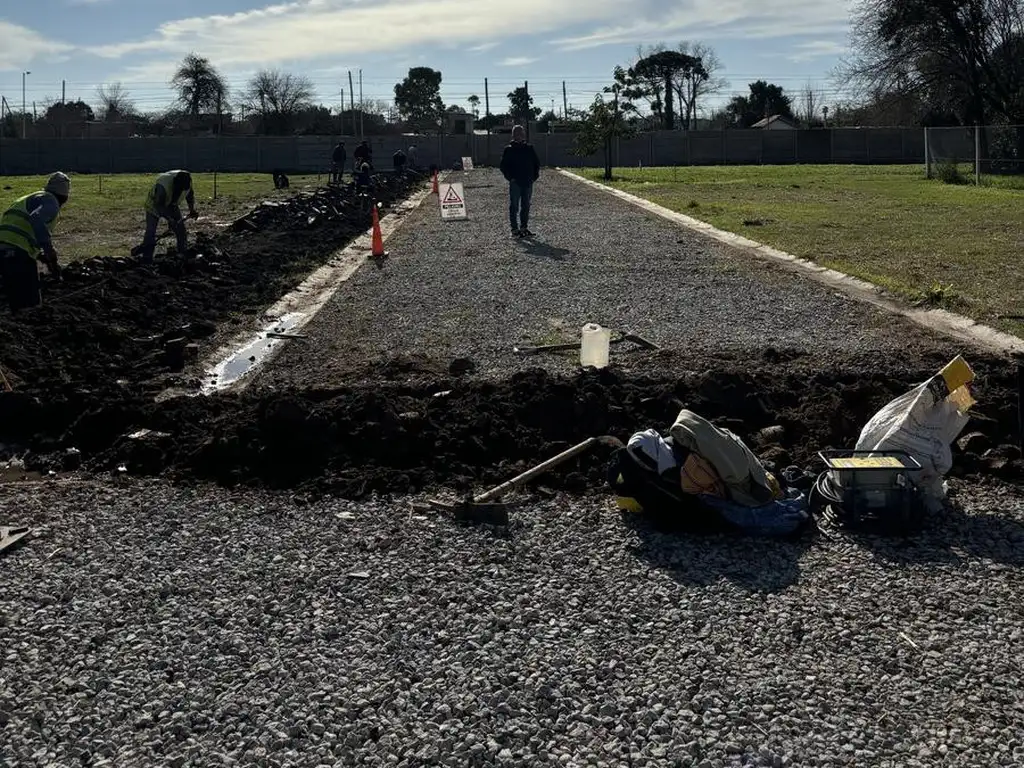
left=255, top=168, right=956, bottom=389
left=3, top=477, right=1024, bottom=767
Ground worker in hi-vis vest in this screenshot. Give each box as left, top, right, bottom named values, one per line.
left=131, top=170, right=198, bottom=263
left=0, top=171, right=71, bottom=312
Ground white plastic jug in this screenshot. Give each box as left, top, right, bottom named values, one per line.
left=580, top=323, right=611, bottom=368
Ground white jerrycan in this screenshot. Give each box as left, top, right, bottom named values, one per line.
left=580, top=323, right=611, bottom=368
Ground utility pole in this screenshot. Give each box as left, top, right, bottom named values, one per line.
left=340, top=88, right=345, bottom=134
left=347, top=71, right=356, bottom=136
left=484, top=77, right=490, bottom=164
left=562, top=80, right=568, bottom=118
left=358, top=69, right=364, bottom=139
left=22, top=70, right=30, bottom=139
left=61, top=80, right=66, bottom=105
left=524, top=80, right=530, bottom=140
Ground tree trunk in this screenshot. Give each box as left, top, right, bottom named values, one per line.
left=603, top=135, right=613, bottom=180
left=663, top=73, right=674, bottom=130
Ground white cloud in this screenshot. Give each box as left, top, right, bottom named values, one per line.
left=83, top=0, right=622, bottom=65
left=498, top=57, right=538, bottom=66
left=0, top=21, right=74, bottom=71
left=551, top=0, right=850, bottom=50
left=469, top=42, right=499, bottom=52
left=786, top=40, right=847, bottom=62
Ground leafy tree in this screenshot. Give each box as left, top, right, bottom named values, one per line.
left=537, top=109, right=558, bottom=133
left=630, top=50, right=703, bottom=129
left=673, top=42, right=727, bottom=129
left=726, top=80, right=794, bottom=127
left=171, top=53, right=228, bottom=117
left=394, top=67, right=444, bottom=131
left=44, top=99, right=95, bottom=124
left=241, top=69, right=316, bottom=134
left=507, top=86, right=541, bottom=125
left=572, top=86, right=637, bottom=180
left=607, top=64, right=662, bottom=129
left=467, top=94, right=480, bottom=118
left=95, top=82, right=135, bottom=121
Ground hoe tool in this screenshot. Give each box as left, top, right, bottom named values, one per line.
left=429, top=435, right=625, bottom=526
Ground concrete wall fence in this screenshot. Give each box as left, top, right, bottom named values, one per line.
left=0, top=127, right=948, bottom=175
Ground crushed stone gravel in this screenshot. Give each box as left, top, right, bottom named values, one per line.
left=2, top=477, right=1024, bottom=767
left=255, top=168, right=957, bottom=390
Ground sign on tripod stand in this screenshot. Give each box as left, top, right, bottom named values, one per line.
left=440, top=182, right=468, bottom=221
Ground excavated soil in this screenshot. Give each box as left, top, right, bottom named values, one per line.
left=8, top=348, right=1022, bottom=497
left=2, top=173, right=1022, bottom=497
left=0, top=173, right=416, bottom=414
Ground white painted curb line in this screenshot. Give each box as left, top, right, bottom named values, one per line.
left=559, top=168, right=1024, bottom=357
left=187, top=182, right=437, bottom=397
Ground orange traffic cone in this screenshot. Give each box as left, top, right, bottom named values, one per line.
left=370, top=204, right=386, bottom=258
left=431, top=170, right=439, bottom=194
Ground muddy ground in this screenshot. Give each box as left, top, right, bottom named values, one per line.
left=0, top=173, right=416, bottom=439
left=2, top=171, right=1023, bottom=499
left=7, top=347, right=1023, bottom=499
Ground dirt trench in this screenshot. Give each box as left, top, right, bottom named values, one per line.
left=0, top=173, right=418, bottom=437
left=9, top=349, right=1022, bottom=498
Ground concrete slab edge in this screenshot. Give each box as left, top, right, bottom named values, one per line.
left=558, top=168, right=1024, bottom=357
left=180, top=181, right=438, bottom=398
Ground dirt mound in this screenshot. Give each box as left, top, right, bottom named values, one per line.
left=0, top=173, right=417, bottom=421
left=17, top=352, right=1023, bottom=497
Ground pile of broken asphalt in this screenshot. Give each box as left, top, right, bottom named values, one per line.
left=1, top=172, right=1023, bottom=499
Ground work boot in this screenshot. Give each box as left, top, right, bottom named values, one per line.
left=520, top=228, right=535, bottom=238
left=511, top=228, right=521, bottom=238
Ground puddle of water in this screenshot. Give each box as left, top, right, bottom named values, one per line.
left=202, top=311, right=306, bottom=393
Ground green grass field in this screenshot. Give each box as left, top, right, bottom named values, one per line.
left=575, top=165, right=1024, bottom=335
left=0, top=172, right=322, bottom=262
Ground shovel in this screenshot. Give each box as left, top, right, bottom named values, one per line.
left=514, top=331, right=659, bottom=356
left=429, top=435, right=624, bottom=526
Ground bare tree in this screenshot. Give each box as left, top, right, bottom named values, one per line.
left=95, top=82, right=136, bottom=122
left=240, top=69, right=315, bottom=134
left=842, top=0, right=1024, bottom=126
left=674, top=41, right=728, bottom=129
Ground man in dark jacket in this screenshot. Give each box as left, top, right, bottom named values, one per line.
left=331, top=141, right=346, bottom=183
left=499, top=125, right=540, bottom=237
left=354, top=140, right=372, bottom=170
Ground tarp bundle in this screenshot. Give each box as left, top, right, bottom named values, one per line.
left=609, top=410, right=809, bottom=537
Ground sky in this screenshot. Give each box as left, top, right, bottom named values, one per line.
left=0, top=0, right=854, bottom=118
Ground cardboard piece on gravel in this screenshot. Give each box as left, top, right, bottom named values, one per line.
left=440, top=183, right=468, bottom=221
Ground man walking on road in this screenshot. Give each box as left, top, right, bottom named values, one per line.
left=130, top=170, right=198, bottom=264
left=500, top=125, right=540, bottom=238
left=0, top=172, right=70, bottom=311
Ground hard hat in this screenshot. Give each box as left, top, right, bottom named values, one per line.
left=45, top=172, right=71, bottom=198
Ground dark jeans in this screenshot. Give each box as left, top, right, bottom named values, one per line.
left=509, top=181, right=534, bottom=231
left=0, top=247, right=41, bottom=311
left=134, top=208, right=187, bottom=262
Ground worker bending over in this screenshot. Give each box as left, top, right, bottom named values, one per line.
left=0, top=172, right=70, bottom=311
left=131, top=170, right=198, bottom=263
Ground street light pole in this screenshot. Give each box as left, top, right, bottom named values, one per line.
left=22, top=70, right=30, bottom=139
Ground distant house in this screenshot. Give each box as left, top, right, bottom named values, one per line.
left=751, top=114, right=798, bottom=130
left=445, top=110, right=475, bottom=135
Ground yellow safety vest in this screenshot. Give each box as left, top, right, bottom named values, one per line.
left=0, top=192, right=60, bottom=255
left=145, top=171, right=187, bottom=215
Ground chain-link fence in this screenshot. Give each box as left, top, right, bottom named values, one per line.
left=925, top=125, right=1024, bottom=185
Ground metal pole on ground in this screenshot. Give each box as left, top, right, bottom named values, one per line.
left=524, top=80, right=530, bottom=141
